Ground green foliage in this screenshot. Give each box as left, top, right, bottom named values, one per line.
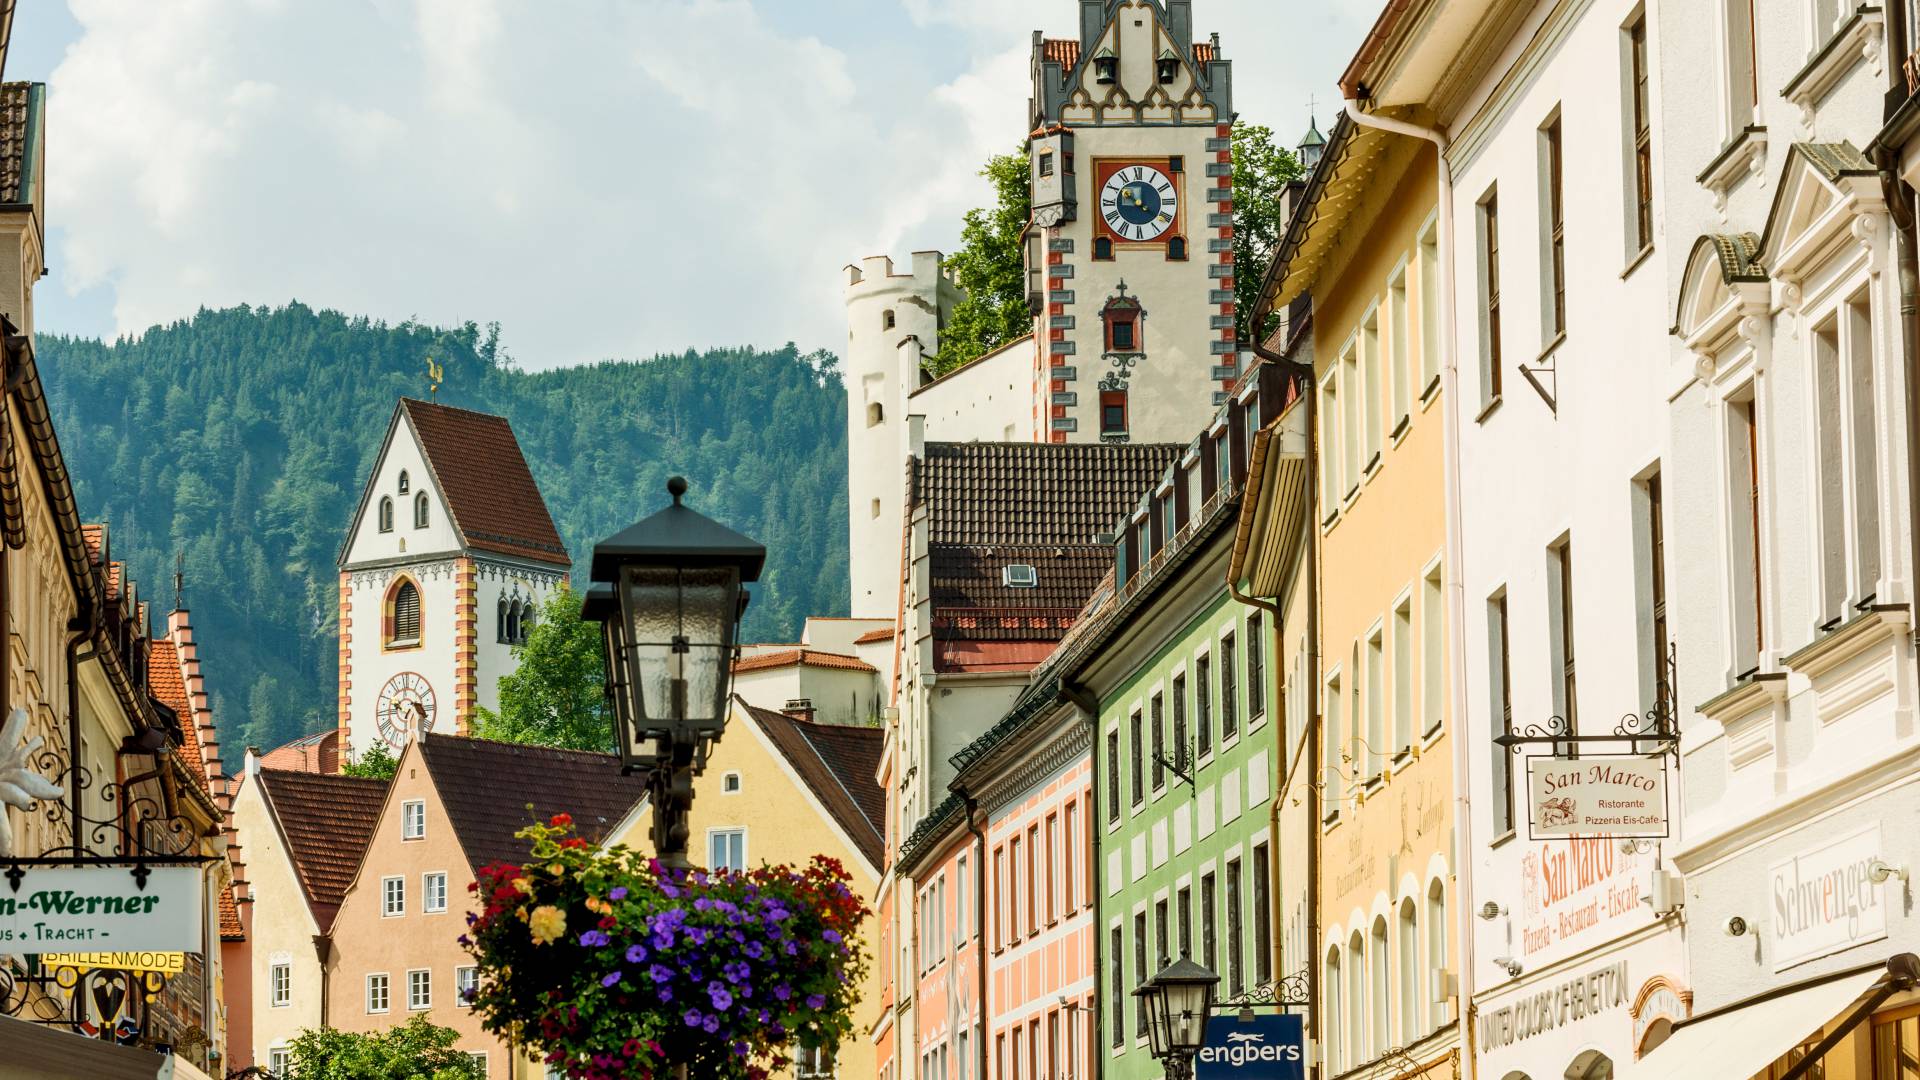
left=283, top=1015, right=485, bottom=1080
left=469, top=586, right=613, bottom=752
left=341, top=741, right=399, bottom=780
left=38, top=305, right=849, bottom=767
left=937, top=148, right=1033, bottom=375
left=1231, top=121, right=1306, bottom=343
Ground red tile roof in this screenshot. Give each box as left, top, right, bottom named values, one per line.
left=1041, top=38, right=1080, bottom=68
left=258, top=729, right=342, bottom=775
left=256, top=769, right=388, bottom=930
left=147, top=640, right=209, bottom=796
left=218, top=883, right=244, bottom=942
left=734, top=649, right=879, bottom=675
left=1193, top=42, right=1217, bottom=63
left=399, top=399, right=570, bottom=567
left=418, top=735, right=648, bottom=872
left=853, top=628, right=895, bottom=645
left=740, top=700, right=885, bottom=869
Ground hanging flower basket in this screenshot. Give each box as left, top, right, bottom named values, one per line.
left=461, top=815, right=870, bottom=1080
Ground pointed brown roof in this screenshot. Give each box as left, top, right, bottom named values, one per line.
left=417, top=735, right=648, bottom=873
left=394, top=399, right=569, bottom=567
left=739, top=701, right=884, bottom=870
left=255, top=769, right=388, bottom=930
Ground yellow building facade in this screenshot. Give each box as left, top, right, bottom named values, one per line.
left=1241, top=117, right=1459, bottom=1078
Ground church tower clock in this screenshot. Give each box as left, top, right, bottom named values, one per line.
left=1027, top=0, right=1236, bottom=444
left=335, top=399, right=570, bottom=763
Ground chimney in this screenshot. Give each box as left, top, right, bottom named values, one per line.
left=783, top=698, right=817, bottom=724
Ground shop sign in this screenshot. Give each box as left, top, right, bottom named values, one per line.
left=1769, top=823, right=1887, bottom=972
left=42, top=951, right=186, bottom=975
left=0, top=867, right=202, bottom=951
left=1195, top=1013, right=1305, bottom=1080
left=1478, top=960, right=1629, bottom=1054
left=1526, top=755, right=1667, bottom=838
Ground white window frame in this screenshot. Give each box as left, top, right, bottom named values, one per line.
left=269, top=1046, right=292, bottom=1077
left=269, top=960, right=291, bottom=1007
left=469, top=1050, right=490, bottom=1078
left=1804, top=282, right=1888, bottom=630
left=407, top=968, right=432, bottom=1010
left=722, top=771, right=743, bottom=794
left=402, top=799, right=426, bottom=840
left=708, top=827, right=746, bottom=872
left=456, top=964, right=478, bottom=1008
left=366, top=972, right=390, bottom=1014
left=382, top=875, right=405, bottom=917
left=423, top=871, right=449, bottom=914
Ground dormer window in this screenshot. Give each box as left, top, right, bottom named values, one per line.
left=1002, top=564, right=1038, bottom=588
left=1157, top=50, right=1178, bottom=84
left=378, top=497, right=394, bottom=533
left=397, top=471, right=410, bottom=495
left=1093, top=48, right=1117, bottom=84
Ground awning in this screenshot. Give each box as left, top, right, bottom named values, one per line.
left=1634, top=967, right=1885, bottom=1080
left=0, top=1014, right=165, bottom=1079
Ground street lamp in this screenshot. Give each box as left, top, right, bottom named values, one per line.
left=1135, top=956, right=1220, bottom=1080
left=585, top=476, right=765, bottom=868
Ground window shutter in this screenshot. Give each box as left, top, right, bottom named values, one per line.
left=394, top=582, right=421, bottom=641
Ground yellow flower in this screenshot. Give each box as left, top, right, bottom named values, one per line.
left=512, top=877, right=532, bottom=895
left=549, top=863, right=567, bottom=877
left=585, top=897, right=610, bottom=915
left=530, top=905, right=567, bottom=944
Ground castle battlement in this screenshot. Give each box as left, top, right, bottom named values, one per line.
left=844, top=251, right=960, bottom=298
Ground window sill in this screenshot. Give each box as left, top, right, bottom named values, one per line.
left=1621, top=243, right=1655, bottom=280
left=1538, top=330, right=1567, bottom=363
left=1420, top=374, right=1442, bottom=407
left=1389, top=413, right=1411, bottom=445
left=1474, top=395, right=1503, bottom=424
left=1782, top=7, right=1884, bottom=127
left=1391, top=747, right=1412, bottom=766
left=1489, top=828, right=1518, bottom=851
left=1364, top=451, right=1383, bottom=479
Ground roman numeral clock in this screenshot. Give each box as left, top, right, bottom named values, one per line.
left=1099, top=162, right=1181, bottom=244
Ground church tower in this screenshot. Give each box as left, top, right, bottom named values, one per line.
left=336, top=399, right=570, bottom=762
left=843, top=252, right=963, bottom=618
left=1027, top=0, right=1236, bottom=443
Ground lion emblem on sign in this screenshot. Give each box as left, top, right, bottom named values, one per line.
left=1538, top=796, right=1578, bottom=827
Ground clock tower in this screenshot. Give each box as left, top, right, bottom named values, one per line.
left=336, top=399, right=570, bottom=764
left=1027, top=0, right=1236, bottom=444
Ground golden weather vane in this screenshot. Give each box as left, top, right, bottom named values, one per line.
left=425, top=355, right=445, bottom=398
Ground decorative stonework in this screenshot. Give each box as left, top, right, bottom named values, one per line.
left=337, top=572, right=352, bottom=748
left=453, top=557, right=478, bottom=733
left=0, top=707, right=62, bottom=858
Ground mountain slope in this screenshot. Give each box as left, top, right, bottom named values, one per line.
left=37, top=303, right=850, bottom=762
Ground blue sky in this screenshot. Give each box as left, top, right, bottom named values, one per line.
left=5, top=1, right=1371, bottom=369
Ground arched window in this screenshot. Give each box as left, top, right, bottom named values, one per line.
left=414, top=492, right=429, bottom=528
left=1398, top=897, right=1420, bottom=1043
left=1324, top=947, right=1343, bottom=1074
left=507, top=598, right=523, bottom=645
left=868, top=402, right=884, bottom=427
left=1348, top=930, right=1366, bottom=1068
left=1370, top=916, right=1390, bottom=1059
left=378, top=497, right=394, bottom=533
left=1566, top=1051, right=1613, bottom=1080
left=497, top=595, right=509, bottom=643
left=388, top=579, right=421, bottom=646
left=1428, top=880, right=1448, bottom=1021
left=398, top=470, right=410, bottom=494
left=883, top=308, right=896, bottom=330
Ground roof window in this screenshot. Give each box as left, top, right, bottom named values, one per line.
left=1002, top=564, right=1038, bottom=588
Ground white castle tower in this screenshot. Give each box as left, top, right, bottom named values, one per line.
left=843, top=252, right=964, bottom=618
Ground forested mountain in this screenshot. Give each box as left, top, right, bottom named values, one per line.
left=38, top=304, right=849, bottom=763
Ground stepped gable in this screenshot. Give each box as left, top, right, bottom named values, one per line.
left=399, top=398, right=570, bottom=567
left=147, top=640, right=208, bottom=796
left=255, top=769, right=388, bottom=930
left=418, top=734, right=648, bottom=872
left=914, top=441, right=1180, bottom=653
left=738, top=700, right=885, bottom=870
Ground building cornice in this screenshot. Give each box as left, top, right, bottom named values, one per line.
left=970, top=711, right=1091, bottom=813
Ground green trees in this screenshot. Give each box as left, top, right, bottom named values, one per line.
left=282, top=1016, right=485, bottom=1080
left=1230, top=121, right=1306, bottom=343
left=937, top=149, right=1033, bottom=375
left=38, top=305, right=849, bottom=765
left=341, top=742, right=399, bottom=780
left=469, top=586, right=613, bottom=752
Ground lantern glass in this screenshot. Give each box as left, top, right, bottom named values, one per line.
left=619, top=563, right=741, bottom=735
left=1137, top=985, right=1170, bottom=1059
left=1165, top=979, right=1211, bottom=1055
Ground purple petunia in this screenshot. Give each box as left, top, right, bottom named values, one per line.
left=710, top=985, right=734, bottom=1010
left=744, top=941, right=764, bottom=959
left=627, top=944, right=649, bottom=964
left=703, top=1015, right=720, bottom=1034
left=609, top=886, right=629, bottom=901
left=774, top=985, right=792, bottom=1002
left=602, top=972, right=623, bottom=988
left=580, top=930, right=610, bottom=947
left=685, top=1009, right=705, bottom=1028
left=806, top=994, right=827, bottom=1010
left=649, top=965, right=674, bottom=984
left=822, top=929, right=842, bottom=944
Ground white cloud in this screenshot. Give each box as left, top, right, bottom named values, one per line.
left=36, top=0, right=1368, bottom=367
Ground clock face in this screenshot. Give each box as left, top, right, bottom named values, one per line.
left=1099, top=165, right=1179, bottom=242
left=375, top=672, right=437, bottom=751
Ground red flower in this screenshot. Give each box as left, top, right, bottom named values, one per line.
left=551, top=812, right=574, bottom=828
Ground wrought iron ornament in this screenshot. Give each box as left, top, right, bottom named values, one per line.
left=1495, top=645, right=1680, bottom=759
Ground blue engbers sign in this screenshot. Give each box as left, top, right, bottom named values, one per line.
left=1194, top=1013, right=1306, bottom=1080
